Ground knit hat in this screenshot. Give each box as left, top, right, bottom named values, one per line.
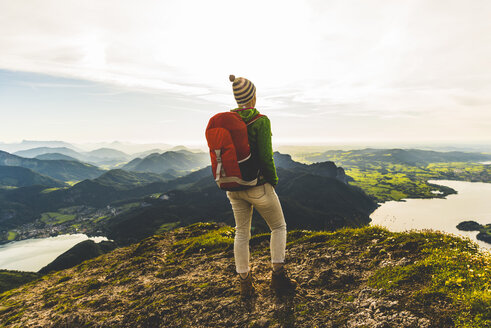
left=229, top=75, right=256, bottom=106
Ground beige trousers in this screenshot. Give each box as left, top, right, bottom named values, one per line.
left=226, top=183, right=287, bottom=274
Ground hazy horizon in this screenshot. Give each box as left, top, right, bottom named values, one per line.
left=1, top=138, right=490, bottom=155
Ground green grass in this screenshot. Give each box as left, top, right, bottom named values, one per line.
left=118, top=202, right=140, bottom=211
left=0, top=222, right=489, bottom=327
left=70, top=223, right=81, bottom=230
left=156, top=221, right=180, bottom=235
left=0, top=270, right=41, bottom=294
left=172, top=223, right=234, bottom=257
left=40, top=212, right=76, bottom=225
left=287, top=225, right=490, bottom=327
left=6, top=231, right=17, bottom=241
left=341, top=162, right=489, bottom=202
left=40, top=187, right=62, bottom=194
left=366, top=232, right=490, bottom=327
left=345, top=165, right=460, bottom=202
left=0, top=186, right=17, bottom=190
left=93, top=216, right=108, bottom=223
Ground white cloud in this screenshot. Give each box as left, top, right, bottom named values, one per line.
left=1, top=0, right=490, bottom=142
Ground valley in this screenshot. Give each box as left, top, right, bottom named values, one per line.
left=1, top=147, right=490, bottom=247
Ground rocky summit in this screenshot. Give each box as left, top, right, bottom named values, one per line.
left=0, top=222, right=489, bottom=328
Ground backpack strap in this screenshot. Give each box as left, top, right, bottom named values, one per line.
left=214, top=149, right=222, bottom=181
left=246, top=114, right=265, bottom=126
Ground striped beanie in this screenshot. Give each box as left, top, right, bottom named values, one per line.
left=229, top=75, right=256, bottom=106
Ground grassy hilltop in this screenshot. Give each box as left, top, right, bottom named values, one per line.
left=0, top=222, right=489, bottom=328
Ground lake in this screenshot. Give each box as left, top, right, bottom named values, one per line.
left=0, top=234, right=107, bottom=272
left=370, top=180, right=491, bottom=249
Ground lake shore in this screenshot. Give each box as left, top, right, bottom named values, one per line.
left=370, top=179, right=491, bottom=249
left=0, top=234, right=107, bottom=272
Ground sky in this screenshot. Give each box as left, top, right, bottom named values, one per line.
left=1, top=0, right=490, bottom=147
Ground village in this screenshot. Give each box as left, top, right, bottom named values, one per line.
left=1, top=204, right=119, bottom=244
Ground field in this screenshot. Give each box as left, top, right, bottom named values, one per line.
left=6, top=231, right=17, bottom=241
left=292, top=149, right=490, bottom=202
left=40, top=212, right=76, bottom=225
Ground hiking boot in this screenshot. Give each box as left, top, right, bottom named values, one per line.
left=271, top=267, right=297, bottom=294
left=239, top=272, right=255, bottom=299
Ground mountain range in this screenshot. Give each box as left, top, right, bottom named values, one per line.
left=0, top=151, right=375, bottom=245
left=0, top=140, right=204, bottom=158
left=1, top=147, right=489, bottom=247
left=34, top=153, right=80, bottom=161
left=99, top=163, right=374, bottom=245
left=13, top=147, right=131, bottom=167
left=10, top=145, right=207, bottom=168
left=0, top=146, right=209, bottom=187
left=0, top=166, right=66, bottom=188
left=0, top=151, right=104, bottom=182
left=122, top=150, right=209, bottom=174
left=0, top=145, right=490, bottom=327
left=0, top=140, right=77, bottom=153
left=304, top=148, right=491, bottom=166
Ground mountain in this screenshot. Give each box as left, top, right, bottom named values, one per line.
left=273, top=152, right=307, bottom=170
left=0, top=270, right=40, bottom=294
left=0, top=150, right=104, bottom=181
left=304, top=148, right=491, bottom=166
left=14, top=147, right=82, bottom=159
left=83, top=148, right=131, bottom=165
left=54, top=167, right=209, bottom=208
left=0, top=155, right=369, bottom=244
left=131, top=148, right=165, bottom=159
left=0, top=140, right=78, bottom=153
left=14, top=147, right=130, bottom=166
left=73, top=141, right=173, bottom=155
left=131, top=148, right=208, bottom=161
left=170, top=145, right=204, bottom=153
left=85, top=148, right=129, bottom=159
left=0, top=223, right=488, bottom=327
left=122, top=150, right=209, bottom=174
left=99, top=165, right=376, bottom=245
left=0, top=166, right=212, bottom=231
left=94, top=169, right=172, bottom=189
left=274, top=152, right=349, bottom=183
left=35, top=153, right=80, bottom=161
left=38, top=239, right=117, bottom=274
left=0, top=166, right=66, bottom=188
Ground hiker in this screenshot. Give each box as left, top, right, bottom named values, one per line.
left=224, top=75, right=296, bottom=298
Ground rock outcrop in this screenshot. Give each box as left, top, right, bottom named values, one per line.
left=38, top=240, right=117, bottom=274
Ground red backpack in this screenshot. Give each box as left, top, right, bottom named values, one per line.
left=205, top=111, right=264, bottom=190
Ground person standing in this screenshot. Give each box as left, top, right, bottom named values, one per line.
left=226, top=75, right=296, bottom=298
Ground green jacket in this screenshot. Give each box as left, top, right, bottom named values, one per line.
left=230, top=107, right=279, bottom=186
